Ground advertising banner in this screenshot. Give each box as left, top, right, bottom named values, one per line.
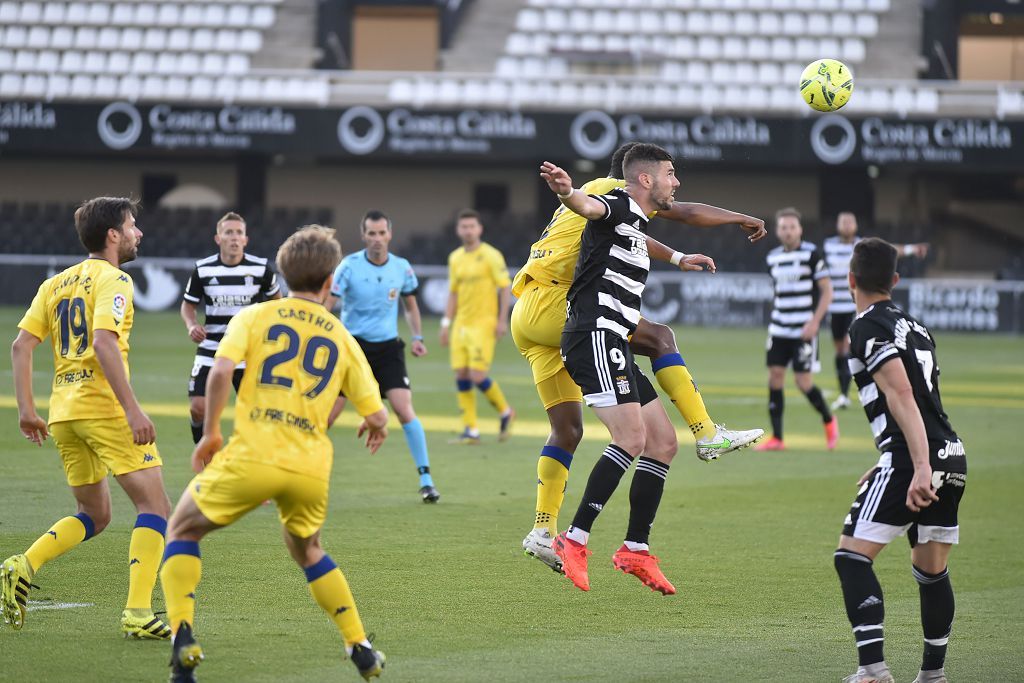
left=2, top=256, right=1022, bottom=333
left=2, top=101, right=1022, bottom=170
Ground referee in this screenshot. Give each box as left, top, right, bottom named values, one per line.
left=325, top=210, right=440, bottom=503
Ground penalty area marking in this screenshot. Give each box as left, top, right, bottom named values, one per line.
left=27, top=601, right=94, bottom=612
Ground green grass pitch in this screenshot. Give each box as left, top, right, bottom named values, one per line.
left=0, top=308, right=1021, bottom=682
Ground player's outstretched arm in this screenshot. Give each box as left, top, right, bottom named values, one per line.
left=872, top=359, right=939, bottom=512
left=357, top=408, right=389, bottom=454
left=11, top=329, right=47, bottom=446
left=657, top=202, right=767, bottom=242
left=180, top=300, right=206, bottom=343
left=646, top=236, right=717, bottom=273
left=539, top=161, right=608, bottom=220
left=192, top=356, right=235, bottom=471
left=94, top=329, right=154, bottom=446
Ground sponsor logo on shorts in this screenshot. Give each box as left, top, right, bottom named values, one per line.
left=931, top=471, right=966, bottom=489
left=937, top=439, right=965, bottom=459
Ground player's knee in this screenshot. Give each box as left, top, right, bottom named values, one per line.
left=82, top=506, right=111, bottom=534
left=646, top=433, right=678, bottom=463
left=552, top=422, right=583, bottom=452
left=189, top=402, right=205, bottom=424
left=616, top=430, right=646, bottom=458
left=650, top=323, right=678, bottom=357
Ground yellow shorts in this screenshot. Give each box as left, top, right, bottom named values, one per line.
left=49, top=418, right=162, bottom=487
left=189, top=452, right=328, bottom=539
left=510, top=281, right=582, bottom=409
left=449, top=324, right=496, bottom=372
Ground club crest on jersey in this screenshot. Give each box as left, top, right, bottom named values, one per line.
left=388, top=287, right=398, bottom=301
left=615, top=375, right=630, bottom=395
left=112, top=293, right=127, bottom=318
left=245, top=275, right=254, bottom=287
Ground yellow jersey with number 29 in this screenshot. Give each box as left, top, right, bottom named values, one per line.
left=215, top=297, right=384, bottom=481
left=512, top=176, right=626, bottom=297
left=18, top=258, right=135, bottom=424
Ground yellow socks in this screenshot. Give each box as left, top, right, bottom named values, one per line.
left=305, top=556, right=368, bottom=648
left=536, top=446, right=573, bottom=533
left=24, top=512, right=95, bottom=573
left=455, top=379, right=478, bottom=432
left=477, top=377, right=510, bottom=415
left=652, top=353, right=715, bottom=441
left=125, top=514, right=167, bottom=610
left=160, top=541, right=202, bottom=634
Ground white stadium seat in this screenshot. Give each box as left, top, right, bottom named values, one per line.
left=190, top=75, right=216, bottom=100
left=118, top=74, right=141, bottom=99
left=87, top=3, right=110, bottom=25
left=108, top=52, right=131, bottom=73
left=111, top=3, right=134, bottom=25
left=47, top=73, right=70, bottom=99
left=0, top=2, right=16, bottom=24
left=855, top=13, right=879, bottom=36
left=131, top=52, right=155, bottom=74
left=27, top=26, right=50, bottom=50
left=19, top=2, right=42, bottom=24
left=94, top=75, right=119, bottom=98
left=82, top=51, right=107, bottom=74
left=60, top=51, right=83, bottom=73
left=14, top=50, right=36, bottom=71
left=70, top=74, right=94, bottom=98
left=42, top=3, right=66, bottom=24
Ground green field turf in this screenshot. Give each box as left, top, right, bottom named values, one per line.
left=0, top=308, right=1021, bottom=682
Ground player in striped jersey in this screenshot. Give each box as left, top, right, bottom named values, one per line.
left=180, top=212, right=280, bottom=444
left=825, top=212, right=928, bottom=412
left=755, top=207, right=838, bottom=452
left=542, top=144, right=712, bottom=595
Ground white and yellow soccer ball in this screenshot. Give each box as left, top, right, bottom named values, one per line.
left=799, top=59, right=854, bottom=112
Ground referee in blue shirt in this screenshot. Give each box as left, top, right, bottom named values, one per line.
left=326, top=210, right=440, bottom=503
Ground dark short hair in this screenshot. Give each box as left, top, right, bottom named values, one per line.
left=622, top=143, right=674, bottom=182
left=361, top=209, right=391, bottom=232
left=850, top=237, right=898, bottom=296
left=74, top=197, right=140, bottom=253
left=609, top=142, right=639, bottom=178
left=775, top=207, right=802, bottom=222
left=277, top=225, right=342, bottom=293
left=217, top=211, right=245, bottom=230
left=456, top=208, right=481, bottom=223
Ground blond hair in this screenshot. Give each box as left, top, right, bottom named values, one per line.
left=216, top=211, right=245, bottom=232
left=276, top=224, right=342, bottom=293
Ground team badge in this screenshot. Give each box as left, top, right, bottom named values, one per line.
left=388, top=288, right=398, bottom=301
left=615, top=375, right=630, bottom=395
left=245, top=275, right=254, bottom=287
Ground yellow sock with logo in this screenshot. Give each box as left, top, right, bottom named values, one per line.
left=455, top=379, right=477, bottom=431
left=305, top=556, right=368, bottom=647
left=477, top=377, right=510, bottom=414
left=535, top=446, right=573, bottom=532
left=653, top=353, right=716, bottom=441
left=24, top=512, right=95, bottom=573
left=160, top=541, right=202, bottom=634
left=125, top=514, right=166, bottom=610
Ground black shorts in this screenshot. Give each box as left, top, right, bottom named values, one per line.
left=841, top=464, right=966, bottom=546
left=766, top=335, right=819, bottom=373
left=188, top=362, right=244, bottom=397
left=830, top=312, right=855, bottom=341
left=561, top=329, right=657, bottom=408
left=355, top=337, right=410, bottom=396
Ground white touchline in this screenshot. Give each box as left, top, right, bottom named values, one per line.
left=26, top=601, right=94, bottom=612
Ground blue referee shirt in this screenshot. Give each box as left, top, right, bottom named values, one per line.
left=330, top=249, right=419, bottom=342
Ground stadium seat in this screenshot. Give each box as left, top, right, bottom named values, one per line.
left=782, top=12, right=806, bottom=35
left=94, top=74, right=118, bottom=98
left=168, top=28, right=192, bottom=51
left=87, top=3, right=110, bottom=25
left=14, top=49, right=35, bottom=71
left=0, top=49, right=11, bottom=71
left=192, top=28, right=215, bottom=51
left=227, top=5, right=251, bottom=27
left=69, top=74, right=94, bottom=98
left=111, top=4, right=134, bottom=26
left=46, top=73, right=70, bottom=99
left=144, top=28, right=168, bottom=51
left=189, top=75, right=214, bottom=100
left=252, top=6, right=275, bottom=28
left=225, top=53, right=248, bottom=73
left=855, top=13, right=878, bottom=36
left=0, top=2, right=15, bottom=24
left=915, top=88, right=939, bottom=113
left=118, top=74, right=141, bottom=99
left=42, top=3, right=66, bottom=24
left=201, top=52, right=226, bottom=74
left=155, top=53, right=178, bottom=74
left=141, top=75, right=166, bottom=99
left=19, top=2, right=41, bottom=23
left=27, top=26, right=50, bottom=49
left=0, top=73, right=22, bottom=97
left=60, top=51, right=84, bottom=73
left=697, top=36, right=721, bottom=60
left=131, top=53, right=155, bottom=74
left=83, top=51, right=107, bottom=74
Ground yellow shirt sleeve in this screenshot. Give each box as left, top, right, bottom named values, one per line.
left=93, top=270, right=134, bottom=335
left=487, top=247, right=511, bottom=288
left=215, top=307, right=254, bottom=364
left=339, top=331, right=384, bottom=416
left=18, top=279, right=51, bottom=341
left=448, top=251, right=459, bottom=292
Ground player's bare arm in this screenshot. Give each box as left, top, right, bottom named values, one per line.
left=192, top=356, right=234, bottom=471
left=657, top=202, right=767, bottom=242
left=496, top=285, right=511, bottom=338
left=403, top=294, right=428, bottom=357
left=801, top=277, right=833, bottom=341
left=539, top=161, right=608, bottom=220
left=11, top=329, right=47, bottom=446
left=440, top=291, right=457, bottom=346
left=93, top=328, right=155, bottom=446
left=357, top=409, right=389, bottom=455
left=645, top=236, right=717, bottom=273
left=872, top=359, right=939, bottom=513
left=180, top=300, right=206, bottom=343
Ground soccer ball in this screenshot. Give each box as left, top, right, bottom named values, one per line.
left=799, top=59, right=854, bottom=112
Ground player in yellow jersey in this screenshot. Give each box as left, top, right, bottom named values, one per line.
left=440, top=209, right=515, bottom=443
left=513, top=143, right=769, bottom=570
left=2, top=197, right=172, bottom=639
left=160, top=226, right=388, bottom=682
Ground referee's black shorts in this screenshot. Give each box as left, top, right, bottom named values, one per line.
left=354, top=337, right=410, bottom=396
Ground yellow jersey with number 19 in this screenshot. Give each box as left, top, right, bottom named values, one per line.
left=511, top=176, right=626, bottom=297
left=215, top=297, right=384, bottom=481
left=18, top=258, right=135, bottom=424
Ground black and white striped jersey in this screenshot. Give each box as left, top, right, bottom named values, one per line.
left=766, top=241, right=829, bottom=339
left=824, top=236, right=860, bottom=314
left=183, top=253, right=280, bottom=367
left=848, top=301, right=963, bottom=471
left=564, top=188, right=650, bottom=340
